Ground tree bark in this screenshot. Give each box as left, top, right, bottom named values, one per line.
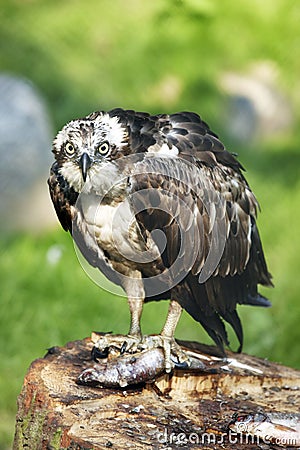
left=14, top=336, right=300, bottom=449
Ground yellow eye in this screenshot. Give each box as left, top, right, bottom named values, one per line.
left=96, top=141, right=110, bottom=156
left=65, top=142, right=75, bottom=157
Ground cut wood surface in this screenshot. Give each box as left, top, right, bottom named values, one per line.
left=14, top=336, right=300, bottom=449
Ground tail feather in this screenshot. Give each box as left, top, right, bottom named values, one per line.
left=245, top=293, right=272, bottom=307
left=197, top=312, right=229, bottom=355
left=220, top=309, right=243, bottom=353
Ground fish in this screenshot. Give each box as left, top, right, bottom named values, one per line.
left=77, top=347, right=167, bottom=388
left=77, top=334, right=269, bottom=388
left=229, top=413, right=300, bottom=447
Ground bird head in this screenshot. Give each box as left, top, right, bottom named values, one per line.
left=52, top=111, right=129, bottom=191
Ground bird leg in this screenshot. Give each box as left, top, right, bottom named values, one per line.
left=92, top=298, right=190, bottom=373
left=161, top=299, right=189, bottom=371
left=92, top=265, right=189, bottom=373
left=92, top=296, right=144, bottom=358
left=93, top=277, right=144, bottom=358
left=139, top=300, right=190, bottom=373
left=127, top=295, right=143, bottom=338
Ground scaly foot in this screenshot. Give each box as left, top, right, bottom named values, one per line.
left=92, top=333, right=142, bottom=360
left=91, top=332, right=190, bottom=373
left=139, top=335, right=190, bottom=373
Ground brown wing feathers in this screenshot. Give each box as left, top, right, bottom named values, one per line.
left=48, top=108, right=272, bottom=353
left=129, top=111, right=272, bottom=351
left=48, top=161, right=78, bottom=232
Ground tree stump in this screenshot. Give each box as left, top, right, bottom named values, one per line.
left=14, top=336, right=300, bottom=449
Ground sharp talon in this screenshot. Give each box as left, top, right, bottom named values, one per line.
left=120, top=341, right=127, bottom=355
left=91, top=346, right=109, bottom=361
left=93, top=333, right=142, bottom=359
left=165, top=364, right=172, bottom=374
left=173, top=359, right=189, bottom=369
left=92, top=333, right=190, bottom=373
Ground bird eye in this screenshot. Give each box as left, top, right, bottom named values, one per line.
left=96, top=141, right=110, bottom=156
left=64, top=142, right=75, bottom=157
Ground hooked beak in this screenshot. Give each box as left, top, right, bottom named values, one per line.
left=79, top=153, right=92, bottom=182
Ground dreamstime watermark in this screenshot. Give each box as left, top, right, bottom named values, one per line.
left=155, top=425, right=299, bottom=447
left=72, top=153, right=228, bottom=297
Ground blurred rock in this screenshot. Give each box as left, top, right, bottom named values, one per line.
left=220, top=61, right=294, bottom=143
left=0, top=74, right=57, bottom=232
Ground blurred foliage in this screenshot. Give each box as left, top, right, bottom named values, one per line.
left=1, top=0, right=300, bottom=448
left=1, top=0, right=300, bottom=128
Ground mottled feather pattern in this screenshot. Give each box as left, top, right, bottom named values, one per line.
left=48, top=161, right=78, bottom=232
left=48, top=108, right=273, bottom=353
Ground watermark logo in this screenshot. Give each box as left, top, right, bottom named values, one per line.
left=72, top=153, right=227, bottom=297
left=156, top=425, right=299, bottom=447
left=230, top=414, right=300, bottom=447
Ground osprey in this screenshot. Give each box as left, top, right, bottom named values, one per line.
left=48, top=108, right=272, bottom=371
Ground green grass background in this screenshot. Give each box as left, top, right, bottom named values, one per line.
left=1, top=0, right=300, bottom=448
